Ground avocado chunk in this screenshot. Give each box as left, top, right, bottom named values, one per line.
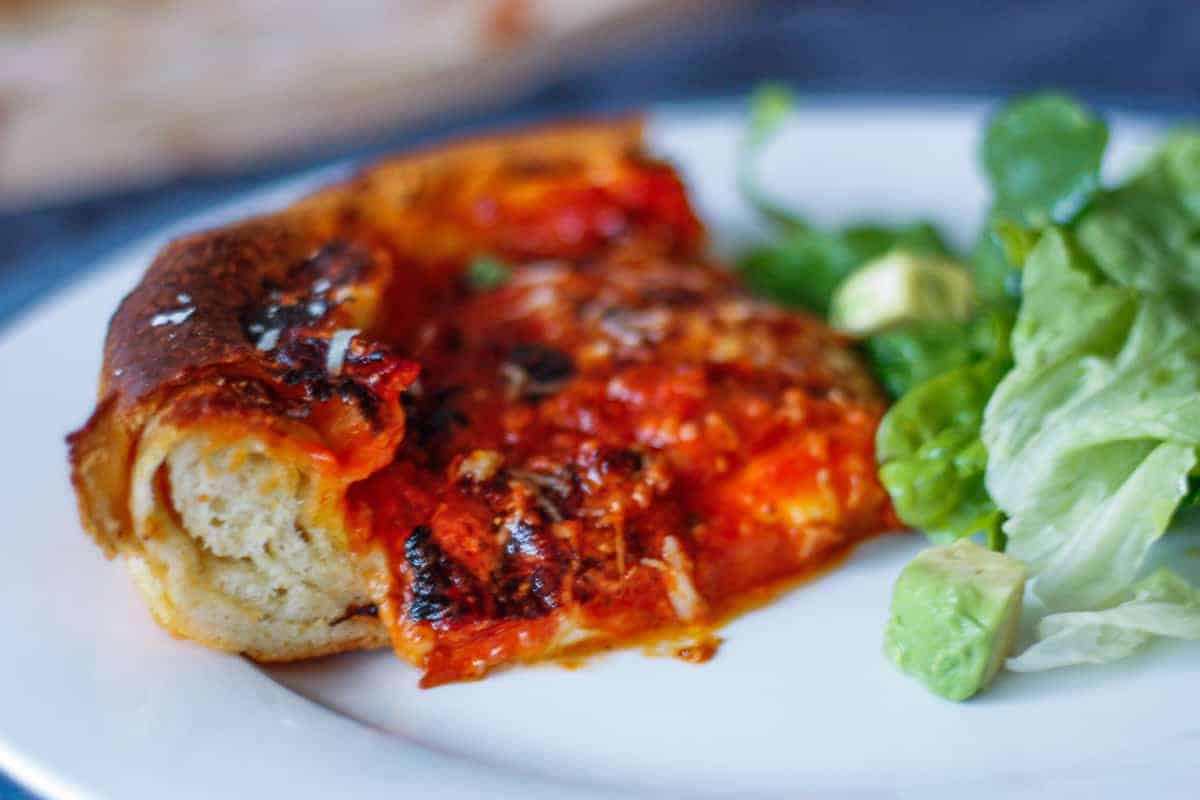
left=829, top=249, right=973, bottom=336
left=884, top=539, right=1026, bottom=701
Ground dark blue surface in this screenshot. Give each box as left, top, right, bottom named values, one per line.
left=2, top=2, right=1197, bottom=797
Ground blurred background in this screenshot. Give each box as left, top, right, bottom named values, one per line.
left=0, top=0, right=1197, bottom=793
left=2, top=0, right=1200, bottom=330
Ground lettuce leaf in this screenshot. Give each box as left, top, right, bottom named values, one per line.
left=864, top=307, right=1013, bottom=399
left=984, top=226, right=1200, bottom=616
left=982, top=92, right=1108, bottom=228
left=874, top=305, right=1014, bottom=543
left=871, top=97, right=1112, bottom=554
left=877, top=357, right=1010, bottom=546
left=976, top=127, right=1200, bottom=673
left=1076, top=131, right=1200, bottom=295
left=863, top=320, right=976, bottom=399
left=972, top=93, right=1108, bottom=306
left=1007, top=568, right=1200, bottom=671
left=736, top=84, right=955, bottom=316
left=739, top=83, right=807, bottom=230
left=739, top=223, right=951, bottom=316
left=736, top=87, right=1200, bottom=683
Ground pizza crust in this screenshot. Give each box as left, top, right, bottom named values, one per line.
left=67, top=118, right=693, bottom=661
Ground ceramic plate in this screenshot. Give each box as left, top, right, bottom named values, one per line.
left=1, top=99, right=1196, bottom=800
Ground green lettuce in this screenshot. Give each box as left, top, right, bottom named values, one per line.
left=739, top=222, right=950, bottom=316
left=737, top=84, right=968, bottom=401
left=1007, top=569, right=1200, bottom=671
left=983, top=92, right=1108, bottom=227
left=737, top=86, right=1200, bottom=680
left=972, top=93, right=1108, bottom=305
left=738, top=83, right=806, bottom=230
left=982, top=221, right=1200, bottom=664
left=877, top=104, right=1200, bottom=672
left=869, top=96, right=1108, bottom=554
left=736, top=84, right=954, bottom=317
left=877, top=357, right=1010, bottom=546
left=872, top=303, right=1014, bottom=547
left=1076, top=131, right=1200, bottom=296
left=863, top=321, right=976, bottom=399
left=864, top=307, right=1013, bottom=400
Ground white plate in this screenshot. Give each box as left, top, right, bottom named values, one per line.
left=2, top=99, right=1197, bottom=800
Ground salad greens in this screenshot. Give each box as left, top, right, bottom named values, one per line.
left=981, top=139, right=1200, bottom=667
left=738, top=221, right=950, bottom=317
left=984, top=228, right=1200, bottom=610
left=1008, top=568, right=1200, bottom=671
left=877, top=355, right=1010, bottom=547
left=982, top=92, right=1108, bottom=228
left=738, top=85, right=952, bottom=317
left=861, top=307, right=1013, bottom=400
left=738, top=86, right=1200, bottom=690
left=971, top=92, right=1108, bottom=305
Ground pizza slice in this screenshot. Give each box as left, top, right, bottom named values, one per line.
left=68, top=120, right=896, bottom=683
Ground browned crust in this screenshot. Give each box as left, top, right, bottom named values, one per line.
left=102, top=116, right=648, bottom=411
left=66, top=117, right=702, bottom=661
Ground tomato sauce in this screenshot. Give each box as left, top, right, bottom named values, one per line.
left=349, top=250, right=894, bottom=686
left=247, top=150, right=895, bottom=686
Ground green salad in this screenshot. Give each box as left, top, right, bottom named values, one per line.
left=739, top=86, right=1200, bottom=699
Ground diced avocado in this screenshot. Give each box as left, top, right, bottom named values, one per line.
left=829, top=249, right=974, bottom=336
left=884, top=539, right=1026, bottom=701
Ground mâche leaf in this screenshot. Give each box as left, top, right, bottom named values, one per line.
left=736, top=85, right=956, bottom=317
left=983, top=92, right=1108, bottom=228
left=971, top=94, right=1108, bottom=306
left=739, top=223, right=951, bottom=316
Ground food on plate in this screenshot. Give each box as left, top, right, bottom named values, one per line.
left=741, top=86, right=1200, bottom=699
left=68, top=119, right=897, bottom=684
left=884, top=539, right=1026, bottom=701
left=69, top=83, right=1197, bottom=698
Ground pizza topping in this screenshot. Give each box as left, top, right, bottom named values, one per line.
left=325, top=329, right=359, bottom=377
left=347, top=250, right=894, bottom=685
left=241, top=241, right=379, bottom=352
left=598, top=306, right=670, bottom=348
left=456, top=449, right=504, bottom=483
left=243, top=292, right=329, bottom=341
left=502, top=343, right=575, bottom=398
left=149, top=305, right=195, bottom=327
left=658, top=535, right=705, bottom=623
left=255, top=328, right=281, bottom=352
left=78, top=123, right=897, bottom=687
left=403, top=524, right=459, bottom=623
left=404, top=524, right=487, bottom=624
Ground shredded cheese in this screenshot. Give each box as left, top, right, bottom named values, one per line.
left=150, top=306, right=194, bottom=327
left=325, top=328, right=360, bottom=376
left=255, top=328, right=281, bottom=352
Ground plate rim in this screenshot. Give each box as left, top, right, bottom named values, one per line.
left=0, top=95, right=1189, bottom=800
